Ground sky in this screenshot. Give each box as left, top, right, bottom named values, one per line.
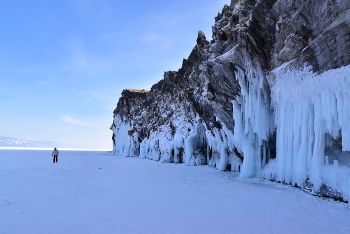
left=0, top=0, right=229, bottom=149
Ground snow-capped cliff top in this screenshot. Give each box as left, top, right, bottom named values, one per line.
left=125, top=88, right=150, bottom=93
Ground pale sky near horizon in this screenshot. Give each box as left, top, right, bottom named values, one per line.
left=0, top=0, right=229, bottom=149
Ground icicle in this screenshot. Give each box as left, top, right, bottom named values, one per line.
left=233, top=59, right=274, bottom=178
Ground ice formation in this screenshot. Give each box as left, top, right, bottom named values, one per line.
left=233, top=62, right=350, bottom=199
left=112, top=64, right=350, bottom=199
left=265, top=64, right=350, bottom=198
left=232, top=56, right=275, bottom=178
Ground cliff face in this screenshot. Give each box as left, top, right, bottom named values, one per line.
left=111, top=0, right=350, bottom=200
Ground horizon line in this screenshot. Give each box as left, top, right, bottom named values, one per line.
left=0, top=147, right=112, bottom=151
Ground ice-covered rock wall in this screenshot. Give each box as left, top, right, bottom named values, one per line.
left=111, top=0, right=350, bottom=200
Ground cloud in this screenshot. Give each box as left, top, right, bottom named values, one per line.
left=61, top=115, right=91, bottom=126
left=60, top=38, right=106, bottom=75
left=139, top=33, right=167, bottom=43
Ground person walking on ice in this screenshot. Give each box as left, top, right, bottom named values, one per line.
left=52, top=147, right=59, bottom=163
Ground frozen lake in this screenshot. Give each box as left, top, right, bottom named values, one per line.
left=0, top=149, right=349, bottom=234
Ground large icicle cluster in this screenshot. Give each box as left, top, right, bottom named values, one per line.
left=232, top=55, right=275, bottom=178
left=112, top=115, right=139, bottom=157
left=263, top=64, right=350, bottom=198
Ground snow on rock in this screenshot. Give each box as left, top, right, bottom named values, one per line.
left=111, top=115, right=137, bottom=156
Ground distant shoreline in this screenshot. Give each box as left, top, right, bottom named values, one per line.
left=0, top=147, right=111, bottom=151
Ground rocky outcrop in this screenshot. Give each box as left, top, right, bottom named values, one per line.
left=111, top=0, right=350, bottom=201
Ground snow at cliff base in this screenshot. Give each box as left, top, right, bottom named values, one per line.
left=1, top=149, right=350, bottom=234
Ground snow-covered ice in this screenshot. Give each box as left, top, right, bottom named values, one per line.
left=1, top=149, right=350, bottom=234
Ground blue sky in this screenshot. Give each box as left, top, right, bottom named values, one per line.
left=0, top=0, right=229, bottom=149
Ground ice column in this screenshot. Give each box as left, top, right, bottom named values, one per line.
left=233, top=64, right=274, bottom=178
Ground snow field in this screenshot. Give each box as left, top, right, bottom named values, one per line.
left=1, top=149, right=350, bottom=234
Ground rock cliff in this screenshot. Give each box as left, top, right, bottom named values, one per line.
left=111, top=0, right=350, bottom=201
